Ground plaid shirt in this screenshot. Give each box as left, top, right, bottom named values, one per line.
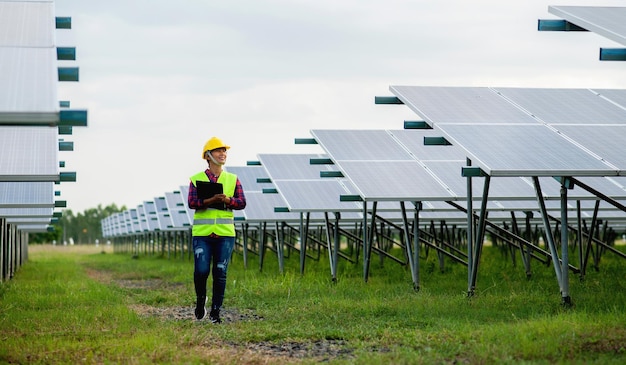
left=188, top=169, right=246, bottom=210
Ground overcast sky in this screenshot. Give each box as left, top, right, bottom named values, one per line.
left=53, top=0, right=626, bottom=213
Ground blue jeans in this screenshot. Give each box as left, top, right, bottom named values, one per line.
left=192, top=235, right=235, bottom=310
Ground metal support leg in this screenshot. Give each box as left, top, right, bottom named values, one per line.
left=275, top=221, right=284, bottom=274
left=333, top=212, right=341, bottom=282
left=533, top=177, right=571, bottom=305
left=324, top=212, right=335, bottom=281
left=259, top=222, right=267, bottom=272
left=560, top=185, right=572, bottom=306
left=466, top=158, right=474, bottom=296
left=468, top=175, right=490, bottom=295
left=401, top=201, right=421, bottom=291
left=364, top=202, right=377, bottom=282
left=299, top=212, right=311, bottom=275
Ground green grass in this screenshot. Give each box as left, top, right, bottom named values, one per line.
left=1, top=243, right=625, bottom=364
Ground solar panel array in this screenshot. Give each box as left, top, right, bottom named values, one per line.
left=0, top=0, right=85, bottom=233
left=307, top=127, right=626, bottom=222
left=102, top=85, right=626, bottom=236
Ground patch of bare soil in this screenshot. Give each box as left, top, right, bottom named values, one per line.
left=129, top=304, right=264, bottom=323
left=580, top=330, right=626, bottom=354
left=237, top=339, right=354, bottom=363
left=129, top=304, right=354, bottom=361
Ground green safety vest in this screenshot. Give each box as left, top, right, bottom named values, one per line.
left=190, top=171, right=237, bottom=237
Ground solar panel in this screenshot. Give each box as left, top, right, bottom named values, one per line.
left=0, top=207, right=53, bottom=218
left=18, top=226, right=50, bottom=232
left=178, top=185, right=198, bottom=222
left=593, top=89, right=626, bottom=109
left=390, top=129, right=465, bottom=161
left=258, top=154, right=331, bottom=180
left=101, top=216, right=111, bottom=237
left=572, top=176, right=626, bottom=199
left=418, top=210, right=468, bottom=221
left=0, top=1, right=54, bottom=45
left=421, top=161, right=538, bottom=200
left=7, top=217, right=51, bottom=225
left=390, top=86, right=538, bottom=125
left=119, top=210, right=130, bottom=235
left=241, top=191, right=302, bottom=222
left=227, top=165, right=272, bottom=192
left=129, top=208, right=141, bottom=233
left=516, top=176, right=579, bottom=200
left=258, top=153, right=367, bottom=215
left=0, top=181, right=54, bottom=207
left=436, top=124, right=617, bottom=177
left=310, top=129, right=559, bottom=204
left=143, top=201, right=160, bottom=231
left=273, top=180, right=363, bottom=212
left=136, top=205, right=149, bottom=232
left=554, top=125, right=626, bottom=173
left=310, top=130, right=414, bottom=161
left=336, top=161, right=455, bottom=201
left=154, top=196, right=175, bottom=230
left=604, top=176, right=626, bottom=190
left=494, top=88, right=626, bottom=125
left=0, top=48, right=58, bottom=123
left=0, top=126, right=58, bottom=181
left=164, top=191, right=191, bottom=228
left=549, top=6, right=626, bottom=46
left=111, top=212, right=121, bottom=235
left=223, top=165, right=305, bottom=221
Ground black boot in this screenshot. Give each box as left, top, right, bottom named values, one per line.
left=195, top=296, right=207, bottom=320
left=209, top=307, right=221, bottom=323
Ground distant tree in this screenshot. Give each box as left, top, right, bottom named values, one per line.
left=28, top=229, right=60, bottom=244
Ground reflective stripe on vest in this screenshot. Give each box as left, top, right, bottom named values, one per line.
left=190, top=170, right=237, bottom=237
left=193, top=218, right=235, bottom=225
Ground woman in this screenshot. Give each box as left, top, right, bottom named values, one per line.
left=187, top=136, right=246, bottom=323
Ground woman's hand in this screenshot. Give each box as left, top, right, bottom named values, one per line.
left=204, top=194, right=230, bottom=206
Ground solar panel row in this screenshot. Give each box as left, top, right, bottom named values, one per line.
left=0, top=1, right=84, bottom=233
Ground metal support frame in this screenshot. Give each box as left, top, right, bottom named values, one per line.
left=362, top=201, right=371, bottom=282
left=400, top=201, right=421, bottom=291
left=274, top=221, right=285, bottom=274
left=466, top=158, right=474, bottom=295
left=532, top=177, right=572, bottom=306
left=299, top=212, right=310, bottom=275
left=560, top=185, right=571, bottom=304
left=467, top=175, right=491, bottom=296
left=259, top=221, right=267, bottom=272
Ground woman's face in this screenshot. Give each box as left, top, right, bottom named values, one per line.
left=210, top=148, right=228, bottom=164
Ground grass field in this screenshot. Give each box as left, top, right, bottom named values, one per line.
left=0, top=242, right=625, bottom=364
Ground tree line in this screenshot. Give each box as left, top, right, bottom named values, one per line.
left=29, top=204, right=126, bottom=245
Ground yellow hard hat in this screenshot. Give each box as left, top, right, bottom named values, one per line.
left=202, top=137, right=230, bottom=159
